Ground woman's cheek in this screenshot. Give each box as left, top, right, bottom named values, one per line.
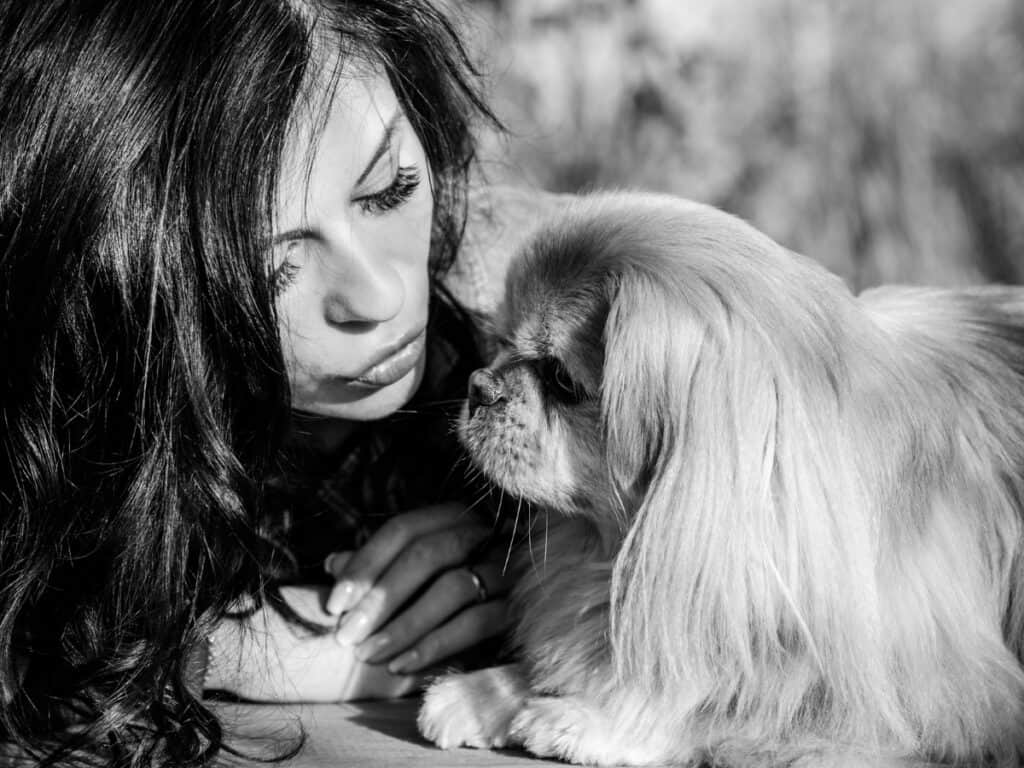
left=277, top=299, right=322, bottom=390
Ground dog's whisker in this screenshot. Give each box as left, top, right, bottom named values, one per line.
left=412, top=398, right=466, bottom=408
left=543, top=506, right=549, bottom=573
left=441, top=454, right=467, bottom=496
left=495, top=484, right=506, bottom=523
left=526, top=499, right=537, bottom=573
left=487, top=488, right=506, bottom=531
left=462, top=489, right=494, bottom=517
left=502, top=496, right=522, bottom=577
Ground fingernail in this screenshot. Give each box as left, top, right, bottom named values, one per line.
left=334, top=610, right=370, bottom=646
left=355, top=633, right=391, bottom=663
left=388, top=649, right=420, bottom=675
left=326, top=581, right=355, bottom=616
left=323, top=553, right=339, bottom=575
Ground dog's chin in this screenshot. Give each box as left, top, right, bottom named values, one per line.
left=457, top=402, right=598, bottom=515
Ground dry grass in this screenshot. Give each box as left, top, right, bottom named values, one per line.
left=462, top=0, right=1024, bottom=289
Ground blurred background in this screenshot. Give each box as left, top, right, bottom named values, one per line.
left=459, top=0, right=1024, bottom=290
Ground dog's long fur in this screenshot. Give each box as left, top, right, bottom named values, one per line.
left=418, top=193, right=1024, bottom=766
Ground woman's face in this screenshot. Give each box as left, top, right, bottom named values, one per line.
left=274, top=67, right=433, bottom=422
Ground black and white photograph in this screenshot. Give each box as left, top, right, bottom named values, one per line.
left=2, top=1, right=1023, bottom=766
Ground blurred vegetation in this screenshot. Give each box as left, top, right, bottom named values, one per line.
left=461, top=0, right=1024, bottom=289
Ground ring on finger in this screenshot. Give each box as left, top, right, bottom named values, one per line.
left=464, top=565, right=489, bottom=604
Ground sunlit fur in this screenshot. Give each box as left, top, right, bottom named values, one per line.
left=419, top=192, right=1024, bottom=766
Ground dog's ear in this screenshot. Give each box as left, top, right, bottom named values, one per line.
left=602, top=262, right=890, bottom=708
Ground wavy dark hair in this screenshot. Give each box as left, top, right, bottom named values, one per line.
left=0, top=0, right=495, bottom=765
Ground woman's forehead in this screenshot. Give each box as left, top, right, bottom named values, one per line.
left=277, top=64, right=403, bottom=213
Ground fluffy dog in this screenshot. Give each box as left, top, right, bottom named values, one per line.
left=418, top=193, right=1024, bottom=767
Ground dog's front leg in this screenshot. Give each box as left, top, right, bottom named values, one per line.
left=417, top=663, right=530, bottom=749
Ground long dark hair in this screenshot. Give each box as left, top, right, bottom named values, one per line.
left=0, top=0, right=494, bottom=765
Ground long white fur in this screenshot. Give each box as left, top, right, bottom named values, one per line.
left=419, top=193, right=1024, bottom=766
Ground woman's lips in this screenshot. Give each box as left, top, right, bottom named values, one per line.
left=346, top=329, right=427, bottom=389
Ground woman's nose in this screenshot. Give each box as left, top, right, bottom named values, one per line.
left=320, top=240, right=405, bottom=325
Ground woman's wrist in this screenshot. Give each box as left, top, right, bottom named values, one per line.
left=200, top=613, right=244, bottom=693
left=200, top=586, right=422, bottom=702
left=202, top=620, right=232, bottom=692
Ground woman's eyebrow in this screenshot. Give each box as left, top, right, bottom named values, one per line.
left=272, top=227, right=316, bottom=246
left=355, top=110, right=404, bottom=187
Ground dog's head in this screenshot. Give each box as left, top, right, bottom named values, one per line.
left=459, top=192, right=858, bottom=524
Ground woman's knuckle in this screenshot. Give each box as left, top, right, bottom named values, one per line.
left=416, top=636, right=440, bottom=662
left=380, top=516, right=410, bottom=543
left=382, top=614, right=416, bottom=644
left=450, top=524, right=482, bottom=554
left=463, top=524, right=490, bottom=551
left=465, top=605, right=491, bottom=632
left=405, top=538, right=438, bottom=567
left=433, top=502, right=465, bottom=522
left=436, top=569, right=469, bottom=596
left=415, top=531, right=459, bottom=565
left=359, top=586, right=389, bottom=615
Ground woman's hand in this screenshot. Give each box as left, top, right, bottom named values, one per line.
left=323, top=503, right=513, bottom=674
left=205, top=585, right=421, bottom=702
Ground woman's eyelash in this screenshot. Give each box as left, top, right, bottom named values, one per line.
left=357, top=165, right=421, bottom=215
left=272, top=259, right=301, bottom=295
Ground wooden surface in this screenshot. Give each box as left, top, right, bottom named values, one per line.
left=217, top=698, right=557, bottom=767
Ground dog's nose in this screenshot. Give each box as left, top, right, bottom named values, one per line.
left=467, top=368, right=504, bottom=414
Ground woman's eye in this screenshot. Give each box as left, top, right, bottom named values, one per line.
left=356, top=165, right=421, bottom=215
left=539, top=358, right=586, bottom=406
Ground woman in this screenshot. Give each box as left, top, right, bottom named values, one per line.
left=0, top=0, right=542, bottom=764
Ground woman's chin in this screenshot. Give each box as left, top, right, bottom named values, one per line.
left=291, top=358, right=426, bottom=423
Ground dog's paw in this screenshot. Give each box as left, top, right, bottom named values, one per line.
left=507, top=696, right=602, bottom=765
left=417, top=666, right=527, bottom=750
left=510, top=696, right=670, bottom=766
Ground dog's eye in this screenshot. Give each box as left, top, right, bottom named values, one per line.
left=538, top=358, right=586, bottom=406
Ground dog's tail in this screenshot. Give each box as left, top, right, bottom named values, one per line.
left=859, top=283, right=1024, bottom=376
left=859, top=283, right=1024, bottom=472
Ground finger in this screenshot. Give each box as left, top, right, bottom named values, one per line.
left=386, top=600, right=511, bottom=674
left=464, top=560, right=516, bottom=600
left=323, top=550, right=354, bottom=577
left=325, top=503, right=467, bottom=615
left=333, top=523, right=490, bottom=646
left=355, top=563, right=502, bottom=664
